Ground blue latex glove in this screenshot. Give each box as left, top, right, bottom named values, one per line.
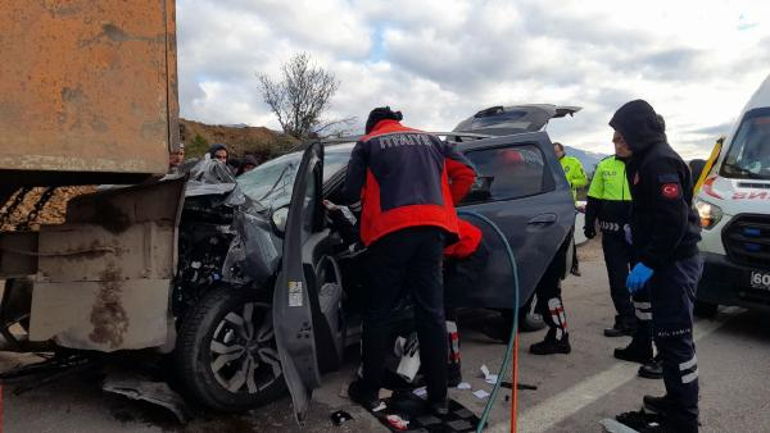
left=626, top=263, right=654, bottom=293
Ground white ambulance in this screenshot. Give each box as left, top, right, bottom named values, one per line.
left=693, top=74, right=770, bottom=316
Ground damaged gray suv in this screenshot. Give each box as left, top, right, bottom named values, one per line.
left=171, top=104, right=579, bottom=421
left=0, top=105, right=578, bottom=423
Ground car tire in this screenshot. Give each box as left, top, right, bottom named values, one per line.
left=175, top=286, right=286, bottom=412
left=518, top=293, right=546, bottom=332
left=693, top=300, right=719, bottom=318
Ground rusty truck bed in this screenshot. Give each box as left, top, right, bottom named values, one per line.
left=0, top=0, right=179, bottom=186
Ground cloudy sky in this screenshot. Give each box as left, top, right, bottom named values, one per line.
left=177, top=0, right=770, bottom=159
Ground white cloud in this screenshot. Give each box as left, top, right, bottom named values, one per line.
left=176, top=0, right=770, bottom=159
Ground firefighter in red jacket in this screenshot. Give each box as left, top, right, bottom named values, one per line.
left=343, top=107, right=476, bottom=415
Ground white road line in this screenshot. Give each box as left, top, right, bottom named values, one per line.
left=488, top=312, right=736, bottom=433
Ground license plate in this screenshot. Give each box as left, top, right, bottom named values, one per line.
left=749, top=270, right=770, bottom=291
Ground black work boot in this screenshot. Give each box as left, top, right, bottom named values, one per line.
left=616, top=410, right=663, bottom=431
left=638, top=356, right=663, bottom=379
left=604, top=322, right=636, bottom=337
left=347, top=380, right=381, bottom=411
left=530, top=334, right=571, bottom=355
left=614, top=341, right=653, bottom=364
left=643, top=395, right=673, bottom=416
left=616, top=410, right=685, bottom=433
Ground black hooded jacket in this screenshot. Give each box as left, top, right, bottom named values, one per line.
left=609, top=100, right=701, bottom=270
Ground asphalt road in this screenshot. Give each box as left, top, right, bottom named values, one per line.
left=2, top=239, right=769, bottom=432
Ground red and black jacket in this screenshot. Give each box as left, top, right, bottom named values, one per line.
left=444, top=219, right=483, bottom=259
left=342, top=120, right=476, bottom=246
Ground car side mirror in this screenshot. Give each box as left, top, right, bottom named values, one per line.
left=464, top=176, right=494, bottom=203
left=271, top=206, right=289, bottom=235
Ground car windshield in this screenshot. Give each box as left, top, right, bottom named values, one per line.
left=237, top=142, right=355, bottom=209
left=721, top=109, right=770, bottom=180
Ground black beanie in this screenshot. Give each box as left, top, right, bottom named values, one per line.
left=365, top=106, right=403, bottom=134
left=208, top=143, right=228, bottom=157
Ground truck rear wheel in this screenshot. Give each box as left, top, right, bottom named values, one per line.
left=175, top=287, right=286, bottom=412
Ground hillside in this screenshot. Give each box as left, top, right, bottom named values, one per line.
left=565, top=146, right=607, bottom=174
left=179, top=119, right=300, bottom=161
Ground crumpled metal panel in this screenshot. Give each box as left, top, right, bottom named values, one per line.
left=0, top=0, right=177, bottom=179
left=225, top=211, right=280, bottom=286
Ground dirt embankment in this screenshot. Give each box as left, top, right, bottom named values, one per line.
left=179, top=119, right=299, bottom=161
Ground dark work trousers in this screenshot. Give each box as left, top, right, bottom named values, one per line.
left=571, top=235, right=580, bottom=274
left=361, top=226, right=448, bottom=403
left=535, top=231, right=571, bottom=341
left=628, top=288, right=654, bottom=356
left=649, top=255, right=703, bottom=432
left=601, top=233, right=636, bottom=328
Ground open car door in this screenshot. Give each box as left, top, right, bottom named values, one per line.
left=273, top=142, right=324, bottom=424
left=452, top=132, right=575, bottom=307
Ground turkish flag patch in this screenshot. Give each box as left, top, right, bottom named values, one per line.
left=661, top=183, right=680, bottom=199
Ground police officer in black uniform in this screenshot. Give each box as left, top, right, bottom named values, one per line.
left=610, top=100, right=703, bottom=433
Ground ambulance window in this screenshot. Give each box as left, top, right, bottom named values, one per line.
left=462, top=145, right=547, bottom=202
left=721, top=108, right=770, bottom=180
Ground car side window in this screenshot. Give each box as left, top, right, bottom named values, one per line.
left=462, top=144, right=547, bottom=203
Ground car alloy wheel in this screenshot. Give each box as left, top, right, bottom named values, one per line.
left=209, top=302, right=282, bottom=394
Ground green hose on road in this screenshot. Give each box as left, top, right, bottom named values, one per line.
left=457, top=210, right=520, bottom=433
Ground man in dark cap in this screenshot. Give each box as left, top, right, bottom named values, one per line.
left=609, top=100, right=703, bottom=433
left=207, top=143, right=228, bottom=163
left=342, top=106, right=476, bottom=415
left=168, top=143, right=186, bottom=174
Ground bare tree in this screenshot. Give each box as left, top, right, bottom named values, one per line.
left=257, top=53, right=342, bottom=140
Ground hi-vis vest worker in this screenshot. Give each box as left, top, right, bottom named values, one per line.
left=585, top=155, right=632, bottom=235
left=558, top=152, right=588, bottom=201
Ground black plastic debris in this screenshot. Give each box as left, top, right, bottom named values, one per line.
left=331, top=410, right=354, bottom=426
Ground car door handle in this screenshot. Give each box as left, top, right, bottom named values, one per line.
left=527, top=213, right=557, bottom=225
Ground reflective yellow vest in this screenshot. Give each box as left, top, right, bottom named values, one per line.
left=560, top=155, right=588, bottom=201
left=587, top=156, right=632, bottom=202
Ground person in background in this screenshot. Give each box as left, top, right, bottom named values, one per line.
left=168, top=143, right=185, bottom=174
left=554, top=142, right=589, bottom=200
left=238, top=155, right=259, bottom=176
left=207, top=143, right=229, bottom=163
left=610, top=100, right=703, bottom=433
left=342, top=106, right=475, bottom=415
left=554, top=142, right=587, bottom=277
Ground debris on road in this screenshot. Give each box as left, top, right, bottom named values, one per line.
left=386, top=414, right=410, bottom=431
left=412, top=386, right=427, bottom=398
left=480, top=364, right=498, bottom=384
left=101, top=372, right=192, bottom=424
left=330, top=410, right=354, bottom=426
left=457, top=382, right=472, bottom=390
